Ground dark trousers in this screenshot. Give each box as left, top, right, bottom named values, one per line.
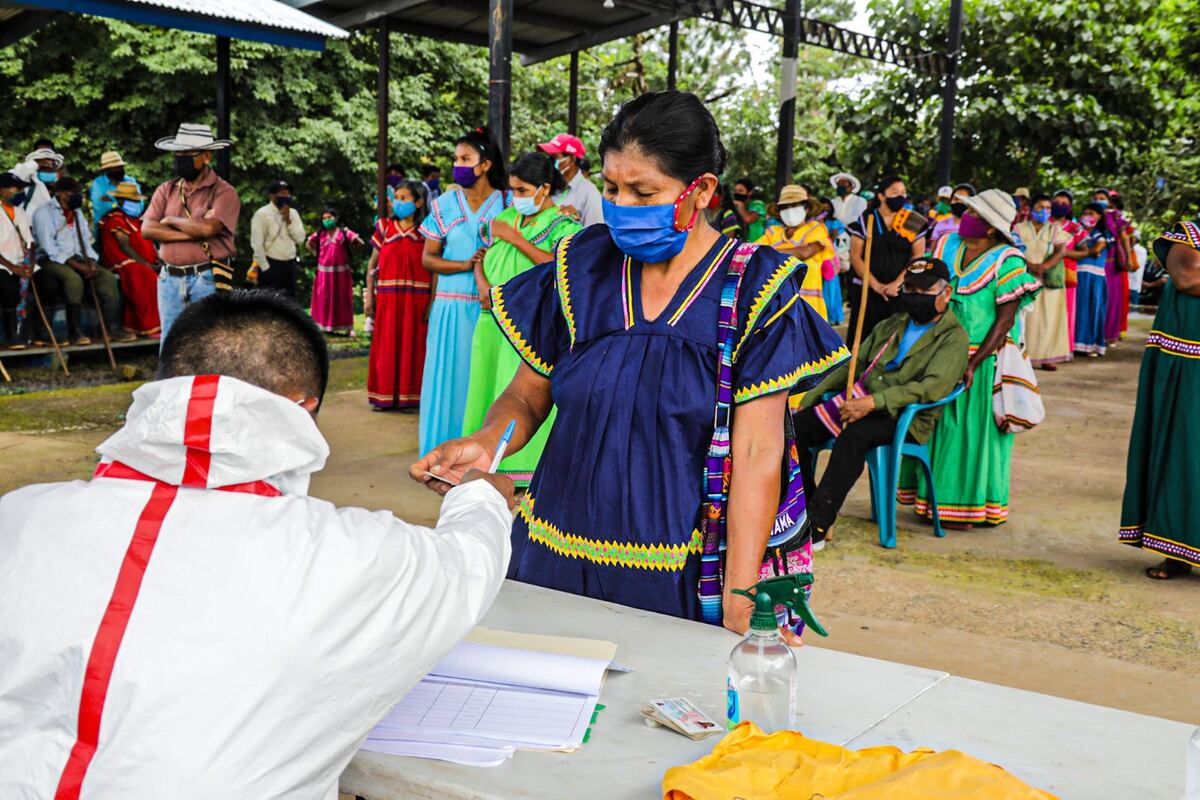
left=0, top=268, right=63, bottom=340
left=793, top=407, right=905, bottom=531
left=260, top=257, right=298, bottom=297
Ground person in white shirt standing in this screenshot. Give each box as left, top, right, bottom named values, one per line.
left=829, top=171, right=868, bottom=227
left=0, top=171, right=60, bottom=348
left=250, top=179, right=306, bottom=297
left=536, top=133, right=603, bottom=227
left=0, top=290, right=515, bottom=800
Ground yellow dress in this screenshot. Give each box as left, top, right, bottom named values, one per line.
left=755, top=221, right=833, bottom=320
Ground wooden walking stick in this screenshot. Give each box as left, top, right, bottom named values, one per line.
left=71, top=213, right=118, bottom=373
left=26, top=254, right=69, bottom=376
left=845, top=218, right=875, bottom=394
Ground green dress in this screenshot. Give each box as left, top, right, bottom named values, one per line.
left=462, top=206, right=582, bottom=485
left=1119, top=222, right=1200, bottom=567
left=898, top=234, right=1039, bottom=525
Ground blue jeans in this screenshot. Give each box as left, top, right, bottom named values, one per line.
left=158, top=268, right=217, bottom=348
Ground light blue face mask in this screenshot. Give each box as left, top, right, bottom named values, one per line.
left=120, top=200, right=144, bottom=217
left=1095, top=199, right=1109, bottom=209
left=37, top=170, right=57, bottom=184
left=512, top=190, right=543, bottom=216
left=392, top=199, right=416, bottom=220
left=1030, top=208, right=1050, bottom=224
left=602, top=176, right=703, bottom=263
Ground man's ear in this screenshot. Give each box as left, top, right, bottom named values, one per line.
left=299, top=396, right=319, bottom=413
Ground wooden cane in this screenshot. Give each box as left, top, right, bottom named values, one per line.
left=71, top=214, right=118, bottom=372
left=27, top=260, right=69, bottom=376
left=845, top=218, right=875, bottom=394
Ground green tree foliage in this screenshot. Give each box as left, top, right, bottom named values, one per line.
left=848, top=0, right=1194, bottom=234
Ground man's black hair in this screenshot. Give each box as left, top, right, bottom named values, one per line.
left=158, top=291, right=330, bottom=406
left=34, top=137, right=54, bottom=150
left=420, top=163, right=440, bottom=177
left=387, top=163, right=405, bottom=175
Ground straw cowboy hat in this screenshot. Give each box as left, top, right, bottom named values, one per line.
left=778, top=184, right=821, bottom=216
left=154, top=123, right=233, bottom=152
left=829, top=172, right=862, bottom=194
left=25, top=147, right=64, bottom=168
left=111, top=181, right=146, bottom=202
left=99, top=151, right=126, bottom=171
left=961, top=188, right=1018, bottom=244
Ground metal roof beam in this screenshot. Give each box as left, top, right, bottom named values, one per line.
left=519, top=8, right=686, bottom=65
left=430, top=0, right=585, bottom=34
left=325, top=0, right=428, bottom=28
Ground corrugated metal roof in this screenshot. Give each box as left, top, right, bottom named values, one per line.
left=119, top=0, right=348, bottom=38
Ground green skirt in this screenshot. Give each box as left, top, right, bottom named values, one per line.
left=1119, top=283, right=1200, bottom=566
left=462, top=310, right=555, bottom=487
left=898, top=354, right=1014, bottom=525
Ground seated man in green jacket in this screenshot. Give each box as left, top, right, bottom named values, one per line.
left=794, top=256, right=969, bottom=548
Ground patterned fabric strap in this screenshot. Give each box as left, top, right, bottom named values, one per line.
left=698, top=241, right=758, bottom=624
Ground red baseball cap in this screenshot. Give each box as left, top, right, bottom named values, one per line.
left=537, top=133, right=586, bottom=158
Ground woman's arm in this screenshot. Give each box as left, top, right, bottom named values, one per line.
left=410, top=363, right=554, bottom=494
left=363, top=249, right=380, bottom=317
left=964, top=299, right=1019, bottom=388
left=421, top=237, right=474, bottom=275
left=475, top=256, right=493, bottom=311
left=724, top=392, right=792, bottom=640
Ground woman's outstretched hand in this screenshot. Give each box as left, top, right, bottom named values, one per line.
left=410, top=436, right=494, bottom=496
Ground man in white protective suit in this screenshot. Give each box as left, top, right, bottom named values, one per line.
left=0, top=291, right=515, bottom=799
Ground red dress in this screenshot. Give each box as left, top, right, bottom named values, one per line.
left=367, top=220, right=430, bottom=408
left=99, top=210, right=161, bottom=336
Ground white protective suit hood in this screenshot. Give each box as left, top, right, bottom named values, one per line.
left=96, top=375, right=329, bottom=496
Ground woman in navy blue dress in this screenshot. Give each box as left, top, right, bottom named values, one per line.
left=412, top=92, right=845, bottom=637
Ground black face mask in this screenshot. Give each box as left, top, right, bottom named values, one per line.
left=950, top=201, right=968, bottom=218
left=67, top=192, right=83, bottom=210
left=899, top=292, right=940, bottom=324
left=173, top=154, right=201, bottom=181
left=836, top=185, right=849, bottom=198
left=884, top=195, right=908, bottom=212
left=274, top=195, right=293, bottom=207
left=107, top=169, right=125, bottom=183
left=9, top=191, right=26, bottom=207
left=733, top=192, right=749, bottom=202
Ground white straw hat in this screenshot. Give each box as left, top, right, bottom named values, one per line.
left=829, top=172, right=861, bottom=194
left=155, top=123, right=233, bottom=152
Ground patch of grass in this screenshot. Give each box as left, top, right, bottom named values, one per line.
left=825, top=516, right=1113, bottom=603
left=0, top=381, right=142, bottom=433
left=329, top=356, right=368, bottom=393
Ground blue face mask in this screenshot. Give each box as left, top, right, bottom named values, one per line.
left=1095, top=199, right=1109, bottom=209
left=121, top=200, right=144, bottom=217
left=1030, top=208, right=1050, bottom=224
left=392, top=199, right=416, bottom=220
left=427, top=178, right=440, bottom=192
left=513, top=193, right=541, bottom=216
left=37, top=170, right=57, bottom=184
left=602, top=177, right=703, bottom=263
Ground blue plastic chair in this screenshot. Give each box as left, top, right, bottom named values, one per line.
left=808, top=383, right=966, bottom=548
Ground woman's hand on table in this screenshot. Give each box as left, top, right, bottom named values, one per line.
left=410, top=435, right=495, bottom=496
left=724, top=590, right=804, bottom=646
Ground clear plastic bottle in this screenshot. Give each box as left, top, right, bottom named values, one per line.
left=1187, top=726, right=1200, bottom=798
left=726, top=590, right=797, bottom=734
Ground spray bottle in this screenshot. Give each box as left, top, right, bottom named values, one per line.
left=726, top=573, right=827, bottom=734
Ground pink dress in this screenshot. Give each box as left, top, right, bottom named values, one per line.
left=308, top=226, right=361, bottom=333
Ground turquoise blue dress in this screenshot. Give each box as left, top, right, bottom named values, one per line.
left=492, top=226, right=848, bottom=620
left=418, top=189, right=509, bottom=455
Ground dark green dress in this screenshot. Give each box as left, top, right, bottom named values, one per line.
left=1119, top=221, right=1200, bottom=567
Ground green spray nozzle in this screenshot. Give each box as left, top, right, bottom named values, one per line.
left=731, top=573, right=828, bottom=637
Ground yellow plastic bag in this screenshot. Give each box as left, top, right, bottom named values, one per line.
left=663, top=722, right=1058, bottom=800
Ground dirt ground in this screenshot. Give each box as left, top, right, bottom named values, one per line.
left=2, top=316, right=1196, bottom=725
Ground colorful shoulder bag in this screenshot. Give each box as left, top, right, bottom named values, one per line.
left=696, top=242, right=815, bottom=633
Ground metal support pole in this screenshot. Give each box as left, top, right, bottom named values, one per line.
left=667, top=21, right=678, bottom=91
left=936, top=0, right=963, bottom=187
left=773, top=0, right=799, bottom=196
left=215, top=36, right=231, bottom=180
left=488, top=0, right=513, bottom=161
left=376, top=17, right=390, bottom=220
left=568, top=51, right=579, bottom=135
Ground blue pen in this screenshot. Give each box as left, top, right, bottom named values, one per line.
left=488, top=420, right=517, bottom=473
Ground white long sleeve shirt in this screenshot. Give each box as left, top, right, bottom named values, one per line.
left=250, top=202, right=306, bottom=266
left=0, top=375, right=512, bottom=800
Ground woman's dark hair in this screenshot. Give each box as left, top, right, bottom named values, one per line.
left=735, top=177, right=754, bottom=193
left=1030, top=193, right=1052, bottom=205
left=1111, top=193, right=1125, bottom=211
left=398, top=179, right=430, bottom=227
left=509, top=152, right=567, bottom=195
left=455, top=126, right=508, bottom=191
left=1082, top=201, right=1110, bottom=233
left=714, top=182, right=743, bottom=237
left=598, top=90, right=728, bottom=185
left=876, top=175, right=904, bottom=196
left=322, top=207, right=338, bottom=218
left=953, top=182, right=976, bottom=195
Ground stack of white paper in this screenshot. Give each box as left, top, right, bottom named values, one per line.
left=361, top=637, right=616, bottom=767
